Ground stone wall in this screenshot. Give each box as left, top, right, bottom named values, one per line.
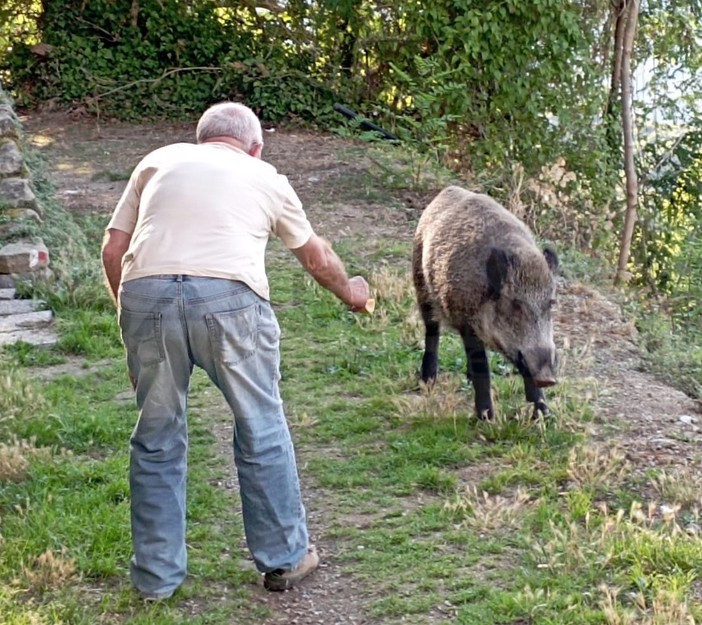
left=0, top=83, right=51, bottom=288
left=0, top=83, right=56, bottom=347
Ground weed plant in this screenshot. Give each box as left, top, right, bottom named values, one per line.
left=635, top=311, right=702, bottom=399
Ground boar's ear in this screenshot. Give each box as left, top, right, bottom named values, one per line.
left=486, top=248, right=513, bottom=297
left=543, top=247, right=559, bottom=274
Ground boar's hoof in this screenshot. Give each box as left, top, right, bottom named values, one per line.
left=477, top=407, right=494, bottom=421
left=532, top=401, right=549, bottom=419
left=418, top=373, right=437, bottom=390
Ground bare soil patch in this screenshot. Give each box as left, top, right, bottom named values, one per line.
left=555, top=280, right=701, bottom=472
left=21, top=112, right=702, bottom=624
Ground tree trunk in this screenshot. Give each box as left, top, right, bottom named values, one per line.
left=129, top=0, right=139, bottom=28
left=615, top=0, right=641, bottom=285
left=608, top=1, right=627, bottom=110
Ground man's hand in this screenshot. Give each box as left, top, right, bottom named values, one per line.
left=347, top=276, right=372, bottom=312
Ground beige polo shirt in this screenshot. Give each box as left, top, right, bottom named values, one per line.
left=107, top=141, right=313, bottom=300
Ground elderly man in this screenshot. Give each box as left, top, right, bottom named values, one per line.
left=101, top=101, right=370, bottom=600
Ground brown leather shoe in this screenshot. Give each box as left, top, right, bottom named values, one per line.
left=264, top=546, right=320, bottom=591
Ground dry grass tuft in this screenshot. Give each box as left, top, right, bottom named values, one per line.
left=365, top=266, right=425, bottom=344
left=397, top=307, right=425, bottom=349
left=289, top=410, right=319, bottom=428
left=650, top=466, right=702, bottom=509
left=0, top=437, right=50, bottom=483
left=368, top=265, right=415, bottom=307
left=532, top=500, right=697, bottom=578
left=393, top=376, right=467, bottom=422
left=0, top=370, right=48, bottom=421
left=600, top=584, right=696, bottom=625
left=444, top=485, right=534, bottom=532
left=555, top=335, right=596, bottom=378
left=567, top=443, right=629, bottom=492
left=21, top=548, right=77, bottom=591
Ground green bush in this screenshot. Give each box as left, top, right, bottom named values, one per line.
left=4, top=0, right=255, bottom=118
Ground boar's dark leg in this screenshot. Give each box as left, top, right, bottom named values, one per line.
left=459, top=325, right=493, bottom=420
left=523, top=376, right=548, bottom=418
left=419, top=302, right=440, bottom=383
left=516, top=352, right=549, bottom=418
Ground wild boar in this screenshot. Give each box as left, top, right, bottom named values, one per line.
left=412, top=186, right=559, bottom=419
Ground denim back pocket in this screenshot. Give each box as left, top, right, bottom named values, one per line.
left=119, top=310, right=165, bottom=366
left=206, top=303, right=259, bottom=367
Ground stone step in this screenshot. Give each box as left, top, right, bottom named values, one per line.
left=0, top=309, right=53, bottom=333
left=0, top=288, right=16, bottom=300
left=0, top=327, right=58, bottom=347
left=0, top=299, right=45, bottom=316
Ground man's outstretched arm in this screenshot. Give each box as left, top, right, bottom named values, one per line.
left=292, top=234, right=370, bottom=310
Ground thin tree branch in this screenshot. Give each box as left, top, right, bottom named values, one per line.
left=638, top=131, right=688, bottom=190
left=84, top=66, right=224, bottom=104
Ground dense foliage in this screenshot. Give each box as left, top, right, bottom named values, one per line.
left=2, top=1, right=608, bottom=171
left=1, top=0, right=701, bottom=354
left=3, top=1, right=255, bottom=117
left=1, top=1, right=617, bottom=231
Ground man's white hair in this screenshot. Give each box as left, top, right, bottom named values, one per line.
left=196, top=102, right=263, bottom=149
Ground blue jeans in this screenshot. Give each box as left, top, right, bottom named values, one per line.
left=118, top=275, right=309, bottom=598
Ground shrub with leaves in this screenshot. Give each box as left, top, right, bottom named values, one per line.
left=4, top=0, right=253, bottom=118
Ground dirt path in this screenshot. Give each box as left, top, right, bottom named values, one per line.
left=22, top=112, right=702, bottom=624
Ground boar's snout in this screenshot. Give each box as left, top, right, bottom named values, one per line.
left=517, top=348, right=557, bottom=388
left=534, top=375, right=557, bottom=388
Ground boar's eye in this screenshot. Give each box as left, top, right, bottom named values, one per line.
left=511, top=300, right=525, bottom=315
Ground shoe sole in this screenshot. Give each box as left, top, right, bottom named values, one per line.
left=264, top=548, right=319, bottom=591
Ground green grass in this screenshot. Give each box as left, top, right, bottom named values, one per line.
left=3, top=241, right=702, bottom=623
left=1, top=182, right=701, bottom=624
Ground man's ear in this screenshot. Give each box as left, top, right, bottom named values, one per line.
left=249, top=142, right=263, bottom=159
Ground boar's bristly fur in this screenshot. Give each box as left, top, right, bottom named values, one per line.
left=412, top=185, right=559, bottom=420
